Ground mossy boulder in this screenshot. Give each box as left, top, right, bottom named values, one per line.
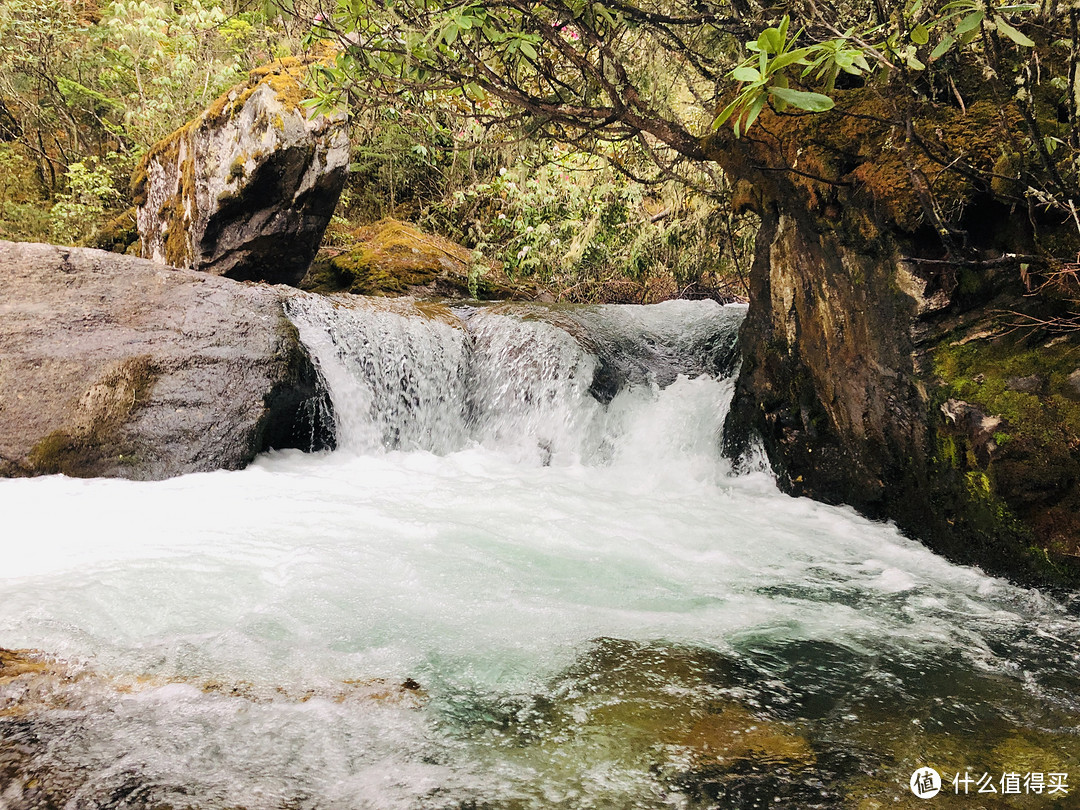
left=0, top=241, right=333, bottom=480
left=134, top=58, right=348, bottom=285
left=303, top=218, right=540, bottom=300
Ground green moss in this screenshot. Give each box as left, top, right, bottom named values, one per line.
left=28, top=430, right=83, bottom=475
left=327, top=219, right=471, bottom=296
left=302, top=219, right=542, bottom=301
left=85, top=206, right=138, bottom=253
left=931, top=335, right=1080, bottom=575
left=162, top=144, right=196, bottom=267
left=938, top=434, right=959, bottom=467
left=200, top=57, right=322, bottom=130
left=933, top=338, right=1080, bottom=447
left=965, top=469, right=993, bottom=500
left=958, top=267, right=983, bottom=295
left=130, top=162, right=148, bottom=207
left=228, top=156, right=246, bottom=182
left=1024, top=544, right=1076, bottom=582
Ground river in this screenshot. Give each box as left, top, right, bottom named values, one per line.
left=1, top=296, right=1078, bottom=808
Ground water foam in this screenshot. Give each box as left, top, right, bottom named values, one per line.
left=1, top=296, right=1079, bottom=808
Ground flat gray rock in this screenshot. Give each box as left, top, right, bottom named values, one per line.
left=0, top=241, right=333, bottom=480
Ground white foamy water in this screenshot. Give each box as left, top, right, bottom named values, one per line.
left=1, top=297, right=1079, bottom=808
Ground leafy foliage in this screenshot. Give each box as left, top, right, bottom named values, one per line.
left=714, top=16, right=842, bottom=137
left=0, top=0, right=289, bottom=242
left=303, top=0, right=1078, bottom=270
left=49, top=155, right=122, bottom=243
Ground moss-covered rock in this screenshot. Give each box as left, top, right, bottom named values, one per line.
left=302, top=218, right=541, bottom=300
left=134, top=57, right=348, bottom=285
left=84, top=206, right=138, bottom=254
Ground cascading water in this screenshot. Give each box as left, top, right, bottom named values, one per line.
left=2, top=294, right=1079, bottom=809
left=283, top=294, right=742, bottom=464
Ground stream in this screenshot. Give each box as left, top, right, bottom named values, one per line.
left=1, top=295, right=1078, bottom=808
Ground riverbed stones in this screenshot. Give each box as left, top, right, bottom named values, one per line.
left=0, top=241, right=333, bottom=480
left=133, top=58, right=348, bottom=285
left=0, top=647, right=425, bottom=807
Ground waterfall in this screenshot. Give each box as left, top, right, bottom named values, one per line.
left=284, top=293, right=744, bottom=464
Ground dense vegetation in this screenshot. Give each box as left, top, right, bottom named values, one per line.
left=0, top=0, right=757, bottom=301
left=2, top=0, right=1076, bottom=301
left=305, top=0, right=1080, bottom=304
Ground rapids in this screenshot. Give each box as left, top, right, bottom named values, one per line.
left=1, top=295, right=1078, bottom=808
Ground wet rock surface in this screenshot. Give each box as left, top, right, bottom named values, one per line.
left=0, top=241, right=333, bottom=480
left=134, top=59, right=348, bottom=286
left=2, top=634, right=1078, bottom=808
left=0, top=649, right=425, bottom=810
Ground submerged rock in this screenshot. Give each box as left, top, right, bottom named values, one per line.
left=0, top=647, right=425, bottom=808
left=133, top=58, right=348, bottom=285
left=0, top=241, right=333, bottom=480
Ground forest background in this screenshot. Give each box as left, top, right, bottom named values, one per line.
left=0, top=0, right=758, bottom=302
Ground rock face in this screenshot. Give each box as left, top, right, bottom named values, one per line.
left=712, top=90, right=1080, bottom=587
left=0, top=241, right=334, bottom=480
left=133, top=59, right=348, bottom=286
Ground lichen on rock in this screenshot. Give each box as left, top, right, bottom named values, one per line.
left=134, top=57, right=348, bottom=285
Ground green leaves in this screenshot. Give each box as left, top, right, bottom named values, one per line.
left=768, top=86, right=834, bottom=112
left=715, top=15, right=845, bottom=136
left=718, top=0, right=1036, bottom=139
left=954, top=10, right=984, bottom=36
left=993, top=15, right=1034, bottom=46
left=437, top=6, right=489, bottom=50
left=801, top=31, right=871, bottom=92
left=927, top=0, right=1036, bottom=59
left=731, top=66, right=761, bottom=83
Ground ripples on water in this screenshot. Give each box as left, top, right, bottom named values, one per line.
left=1, top=297, right=1078, bottom=808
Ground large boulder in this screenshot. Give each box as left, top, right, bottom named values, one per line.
left=133, top=58, right=348, bottom=286
left=0, top=241, right=334, bottom=480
